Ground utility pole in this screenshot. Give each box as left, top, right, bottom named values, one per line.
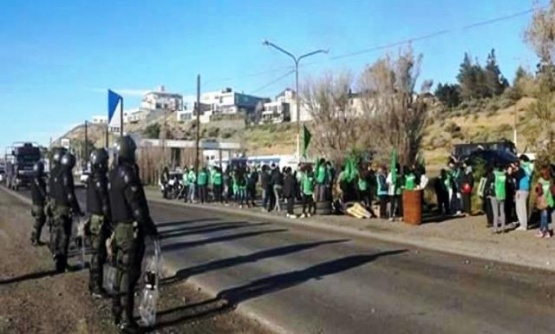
left=84, top=120, right=89, bottom=155
left=513, top=103, right=518, bottom=149
left=120, top=98, right=124, bottom=137
left=195, top=75, right=201, bottom=181
left=105, top=124, right=109, bottom=149
left=162, top=108, right=167, bottom=165
left=262, top=40, right=328, bottom=160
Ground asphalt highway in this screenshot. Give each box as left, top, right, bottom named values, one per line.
left=17, top=188, right=555, bottom=334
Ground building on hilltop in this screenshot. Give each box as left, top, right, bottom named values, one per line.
left=275, top=88, right=312, bottom=122
left=176, top=87, right=269, bottom=123
left=142, top=85, right=184, bottom=111
left=91, top=115, right=108, bottom=124
left=260, top=101, right=291, bottom=124
left=114, top=85, right=184, bottom=124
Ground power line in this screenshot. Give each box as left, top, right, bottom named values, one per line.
left=249, top=69, right=295, bottom=95
left=186, top=6, right=546, bottom=95
left=303, top=6, right=543, bottom=65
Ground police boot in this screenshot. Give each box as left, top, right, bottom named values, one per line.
left=118, top=319, right=140, bottom=334
left=31, top=231, right=39, bottom=246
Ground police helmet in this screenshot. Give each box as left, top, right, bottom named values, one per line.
left=114, top=135, right=137, bottom=163
left=61, top=152, right=76, bottom=169
left=33, top=161, right=45, bottom=176
left=52, top=147, right=68, bottom=166
left=90, top=148, right=109, bottom=172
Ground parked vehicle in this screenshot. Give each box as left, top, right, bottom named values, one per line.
left=462, top=149, right=518, bottom=169
left=453, top=139, right=517, bottom=161
left=4, top=142, right=42, bottom=191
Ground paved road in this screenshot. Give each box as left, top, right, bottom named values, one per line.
left=17, top=188, right=555, bottom=334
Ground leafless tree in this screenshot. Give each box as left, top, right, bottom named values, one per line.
left=525, top=0, right=555, bottom=64
left=302, top=72, right=363, bottom=162
left=359, top=46, right=431, bottom=166
left=523, top=0, right=555, bottom=161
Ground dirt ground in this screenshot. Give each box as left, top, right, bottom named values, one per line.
left=0, top=190, right=270, bottom=334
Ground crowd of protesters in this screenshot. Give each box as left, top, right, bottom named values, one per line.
left=160, top=158, right=431, bottom=220
left=158, top=152, right=555, bottom=238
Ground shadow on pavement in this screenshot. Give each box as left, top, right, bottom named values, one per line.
left=420, top=211, right=464, bottom=224
left=154, top=250, right=406, bottom=330
left=0, top=269, right=59, bottom=285
left=159, top=222, right=270, bottom=240
left=161, top=229, right=288, bottom=252
left=162, top=239, right=350, bottom=286
left=156, top=218, right=217, bottom=229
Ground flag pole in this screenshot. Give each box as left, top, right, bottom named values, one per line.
left=120, top=97, right=124, bottom=137
left=105, top=124, right=109, bottom=149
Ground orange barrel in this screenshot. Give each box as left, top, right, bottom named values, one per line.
left=402, top=190, right=422, bottom=225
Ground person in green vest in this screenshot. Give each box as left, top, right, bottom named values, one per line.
left=315, top=158, right=328, bottom=202
left=181, top=166, right=190, bottom=202
left=187, top=166, right=196, bottom=203
left=535, top=166, right=554, bottom=238
left=212, top=166, right=224, bottom=203
left=301, top=166, right=316, bottom=218
left=197, top=167, right=209, bottom=204
left=357, top=164, right=369, bottom=206
left=485, top=162, right=507, bottom=234
left=404, top=166, right=416, bottom=191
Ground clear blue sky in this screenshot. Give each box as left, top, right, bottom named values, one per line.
left=0, top=0, right=543, bottom=153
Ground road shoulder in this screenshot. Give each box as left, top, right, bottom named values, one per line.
left=145, top=189, right=555, bottom=273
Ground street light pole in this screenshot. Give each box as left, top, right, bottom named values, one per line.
left=262, top=39, right=328, bottom=159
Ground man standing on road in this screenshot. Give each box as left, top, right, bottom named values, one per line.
left=108, top=135, right=158, bottom=332
left=86, top=148, right=112, bottom=298
left=30, top=161, right=47, bottom=246
left=50, top=152, right=83, bottom=272
left=515, top=155, right=533, bottom=230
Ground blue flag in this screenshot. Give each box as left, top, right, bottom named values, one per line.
left=108, top=90, right=123, bottom=130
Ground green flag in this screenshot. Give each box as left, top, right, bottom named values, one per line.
left=302, top=125, right=311, bottom=158
left=390, top=149, right=398, bottom=184
left=343, top=156, right=357, bottom=182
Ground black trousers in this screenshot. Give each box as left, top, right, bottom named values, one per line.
left=286, top=197, right=295, bottom=215
left=462, top=193, right=472, bottom=215
left=199, top=185, right=207, bottom=203
left=378, top=195, right=388, bottom=218
left=484, top=196, right=494, bottom=226
left=213, top=184, right=223, bottom=203
left=302, top=194, right=314, bottom=214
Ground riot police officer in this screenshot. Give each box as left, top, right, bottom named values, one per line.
left=46, top=147, right=67, bottom=248
left=30, top=161, right=47, bottom=246
left=50, top=152, right=83, bottom=273
left=108, top=135, right=158, bottom=332
left=86, top=148, right=112, bottom=298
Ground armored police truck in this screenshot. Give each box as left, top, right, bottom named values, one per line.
left=4, top=142, right=42, bottom=191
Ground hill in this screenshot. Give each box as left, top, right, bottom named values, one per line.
left=56, top=96, right=537, bottom=171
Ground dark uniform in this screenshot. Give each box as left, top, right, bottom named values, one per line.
left=30, top=161, right=47, bottom=245
left=46, top=148, right=67, bottom=252
left=108, top=135, right=158, bottom=332
left=86, top=148, right=112, bottom=297
left=50, top=152, right=82, bottom=273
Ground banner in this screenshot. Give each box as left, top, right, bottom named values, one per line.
left=108, top=90, right=123, bottom=133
